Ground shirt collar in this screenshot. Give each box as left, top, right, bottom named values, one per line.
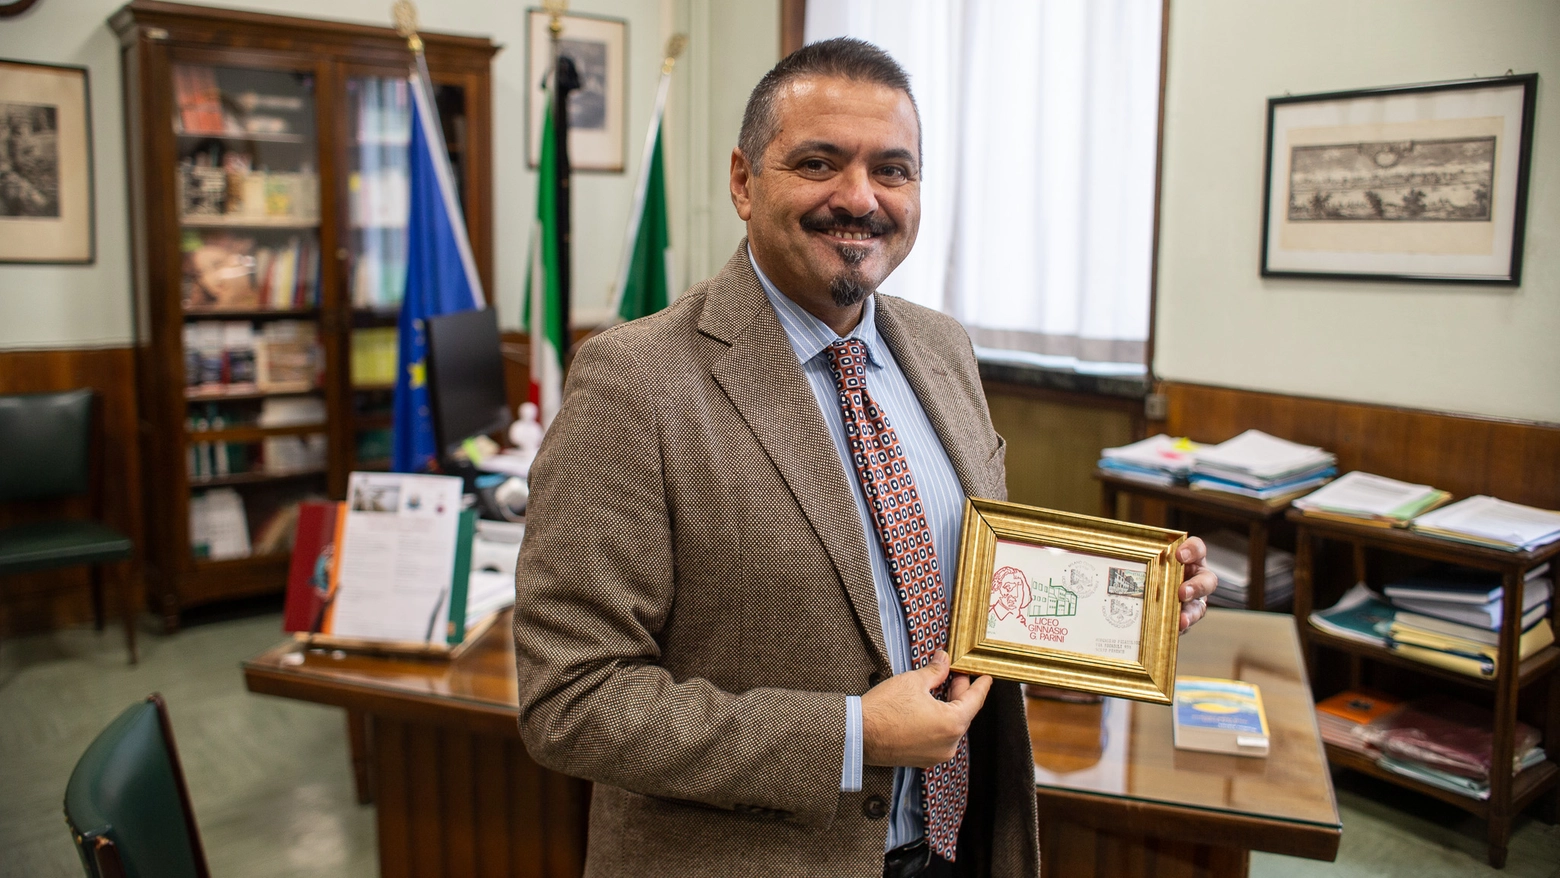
left=748, top=246, right=882, bottom=370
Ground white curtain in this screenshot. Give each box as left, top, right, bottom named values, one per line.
left=805, top=0, right=1161, bottom=373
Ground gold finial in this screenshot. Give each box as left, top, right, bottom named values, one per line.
left=544, top=0, right=568, bottom=39
left=661, top=33, right=688, bottom=75
left=392, top=0, right=423, bottom=54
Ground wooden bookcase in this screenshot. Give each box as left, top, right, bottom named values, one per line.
left=111, top=1, right=497, bottom=628
left=1291, top=511, right=1560, bottom=869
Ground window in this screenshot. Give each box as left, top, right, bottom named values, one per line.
left=804, top=0, right=1164, bottom=375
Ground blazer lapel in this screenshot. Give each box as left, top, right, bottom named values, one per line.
left=876, top=298, right=991, bottom=498
left=702, top=245, right=892, bottom=673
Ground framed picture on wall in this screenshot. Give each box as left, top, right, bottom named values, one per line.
left=526, top=9, right=626, bottom=172
left=1261, top=74, right=1536, bottom=285
left=948, top=498, right=1185, bottom=704
left=0, top=59, right=94, bottom=264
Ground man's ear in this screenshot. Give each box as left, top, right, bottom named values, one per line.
left=730, top=147, right=753, bottom=221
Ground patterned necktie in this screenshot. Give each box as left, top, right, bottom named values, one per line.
left=824, top=338, right=969, bottom=862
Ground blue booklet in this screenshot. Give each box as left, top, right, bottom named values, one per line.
left=1172, top=677, right=1269, bottom=756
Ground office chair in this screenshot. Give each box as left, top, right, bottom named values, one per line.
left=64, top=694, right=210, bottom=878
left=0, top=389, right=137, bottom=662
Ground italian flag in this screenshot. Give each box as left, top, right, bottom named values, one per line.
left=525, top=90, right=564, bottom=431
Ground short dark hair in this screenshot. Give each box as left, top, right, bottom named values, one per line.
left=737, top=37, right=920, bottom=174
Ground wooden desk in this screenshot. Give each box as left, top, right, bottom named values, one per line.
left=1028, top=608, right=1341, bottom=877
left=242, top=610, right=588, bottom=878
left=1096, top=470, right=1300, bottom=610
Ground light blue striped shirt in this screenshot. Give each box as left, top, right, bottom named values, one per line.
left=750, top=250, right=966, bottom=851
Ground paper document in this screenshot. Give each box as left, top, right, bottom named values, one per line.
left=1413, top=496, right=1560, bottom=549
left=1194, top=430, right=1331, bottom=479
left=328, top=472, right=466, bottom=641
left=1100, top=434, right=1201, bottom=474
left=1294, top=471, right=1438, bottom=517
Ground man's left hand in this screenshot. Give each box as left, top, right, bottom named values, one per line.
left=1176, top=537, right=1219, bottom=632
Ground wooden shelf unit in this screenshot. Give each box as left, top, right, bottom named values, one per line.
left=114, top=0, right=496, bottom=628
left=1290, top=509, right=1560, bottom=869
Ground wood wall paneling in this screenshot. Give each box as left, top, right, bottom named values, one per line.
left=1164, top=382, right=1560, bottom=510
left=0, top=347, right=143, bottom=636
left=984, top=383, right=1140, bottom=515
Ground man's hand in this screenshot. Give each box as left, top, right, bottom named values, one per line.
left=1177, top=536, right=1219, bottom=632
left=861, top=650, right=992, bottom=769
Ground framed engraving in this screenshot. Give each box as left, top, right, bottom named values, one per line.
left=1261, top=74, right=1536, bottom=285
left=526, top=9, right=626, bottom=172
left=949, top=498, right=1185, bottom=704
left=0, top=59, right=94, bottom=264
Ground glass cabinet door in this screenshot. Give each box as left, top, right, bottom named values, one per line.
left=172, top=60, right=329, bottom=561
left=343, top=74, right=469, bottom=471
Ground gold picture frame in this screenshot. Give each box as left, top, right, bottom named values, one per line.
left=950, top=498, right=1185, bottom=704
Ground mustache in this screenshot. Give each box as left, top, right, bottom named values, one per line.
left=799, top=210, right=894, bottom=237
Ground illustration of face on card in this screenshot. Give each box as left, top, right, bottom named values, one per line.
left=985, top=540, right=1145, bottom=663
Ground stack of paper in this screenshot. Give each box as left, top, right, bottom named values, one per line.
left=1188, top=430, right=1336, bottom=500
left=1200, top=529, right=1295, bottom=608
left=1315, top=688, right=1402, bottom=757
left=1292, top=471, right=1450, bottom=527
left=1097, top=434, right=1201, bottom=487
left=1411, top=495, right=1560, bottom=552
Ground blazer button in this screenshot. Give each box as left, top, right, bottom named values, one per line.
left=862, top=795, right=889, bottom=820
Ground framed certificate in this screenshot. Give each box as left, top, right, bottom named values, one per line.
left=949, top=498, right=1185, bottom=704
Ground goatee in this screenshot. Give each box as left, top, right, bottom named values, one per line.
left=830, top=243, right=871, bottom=306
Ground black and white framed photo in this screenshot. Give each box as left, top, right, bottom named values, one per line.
left=1262, top=74, right=1536, bottom=285
left=526, top=9, right=626, bottom=172
left=0, top=59, right=94, bottom=264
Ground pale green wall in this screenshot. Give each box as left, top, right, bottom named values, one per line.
left=0, top=0, right=779, bottom=348
left=1155, top=0, right=1560, bottom=422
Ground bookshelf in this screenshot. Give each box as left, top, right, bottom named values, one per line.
left=1289, top=510, right=1560, bottom=868
left=113, top=1, right=496, bottom=628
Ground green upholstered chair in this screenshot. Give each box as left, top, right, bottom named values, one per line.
left=0, top=388, right=137, bottom=662
left=64, top=694, right=210, bottom=878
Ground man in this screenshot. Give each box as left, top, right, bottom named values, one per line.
left=514, top=38, right=1217, bottom=878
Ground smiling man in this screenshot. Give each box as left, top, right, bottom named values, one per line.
left=513, top=38, right=1217, bottom=878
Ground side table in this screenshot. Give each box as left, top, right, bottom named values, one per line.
left=1095, top=470, right=1296, bottom=610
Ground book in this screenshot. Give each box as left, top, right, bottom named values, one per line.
left=282, top=501, right=342, bottom=634
left=1390, top=617, right=1553, bottom=660
left=1315, top=688, right=1403, bottom=757
left=1172, top=677, right=1269, bottom=756
left=1385, top=619, right=1554, bottom=678
left=1389, top=581, right=1551, bottom=631
left=1393, top=606, right=1549, bottom=646
left=1308, top=583, right=1395, bottom=646
left=1383, top=563, right=1549, bottom=605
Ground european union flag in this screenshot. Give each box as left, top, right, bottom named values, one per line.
left=393, top=73, right=484, bottom=473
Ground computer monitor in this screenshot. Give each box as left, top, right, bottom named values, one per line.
left=425, top=307, right=511, bottom=463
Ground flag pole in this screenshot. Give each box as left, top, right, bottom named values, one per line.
left=605, top=33, right=687, bottom=327
left=392, top=0, right=485, bottom=309
left=544, top=0, right=575, bottom=359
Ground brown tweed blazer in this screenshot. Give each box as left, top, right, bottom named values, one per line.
left=514, top=243, right=1040, bottom=877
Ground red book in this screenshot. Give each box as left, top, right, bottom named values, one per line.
left=282, top=501, right=342, bottom=633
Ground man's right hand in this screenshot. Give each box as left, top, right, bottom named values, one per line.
left=861, top=650, right=992, bottom=769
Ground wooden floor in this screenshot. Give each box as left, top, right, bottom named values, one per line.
left=2, top=607, right=1558, bottom=878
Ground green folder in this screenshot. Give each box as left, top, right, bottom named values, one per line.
left=445, top=507, right=478, bottom=645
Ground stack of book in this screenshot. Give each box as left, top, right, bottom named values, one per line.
left=1381, top=564, right=1554, bottom=678
left=1188, top=430, right=1335, bottom=500
left=1096, top=434, right=1201, bottom=487
left=1364, top=696, right=1545, bottom=801
left=1292, top=471, right=1450, bottom=527
left=1315, top=688, right=1402, bottom=757
left=1201, top=528, right=1295, bottom=608
left=1411, top=495, right=1560, bottom=552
